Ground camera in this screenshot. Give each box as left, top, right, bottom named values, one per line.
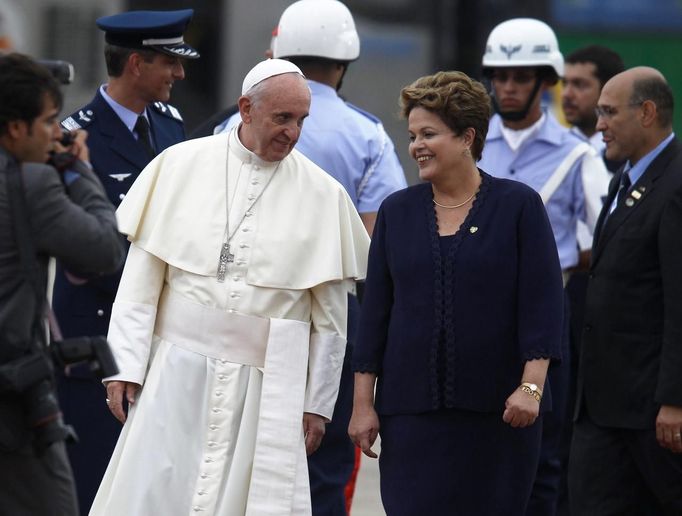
left=59, top=127, right=75, bottom=146
left=37, top=59, right=75, bottom=85
left=0, top=336, right=118, bottom=454
left=39, top=58, right=79, bottom=170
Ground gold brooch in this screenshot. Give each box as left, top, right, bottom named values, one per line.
left=469, top=226, right=478, bottom=234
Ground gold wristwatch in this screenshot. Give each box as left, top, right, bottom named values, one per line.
left=519, top=382, right=543, bottom=402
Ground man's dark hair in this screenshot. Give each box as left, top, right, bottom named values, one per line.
left=631, top=76, right=675, bottom=128
left=565, top=45, right=625, bottom=87
left=104, top=43, right=157, bottom=77
left=0, top=53, right=63, bottom=136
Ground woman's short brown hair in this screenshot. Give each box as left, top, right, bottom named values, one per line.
left=400, top=71, right=492, bottom=161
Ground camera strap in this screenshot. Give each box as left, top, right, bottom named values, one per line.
left=5, top=160, right=48, bottom=340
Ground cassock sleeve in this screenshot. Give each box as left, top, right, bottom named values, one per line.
left=104, top=244, right=167, bottom=385
left=303, top=279, right=352, bottom=421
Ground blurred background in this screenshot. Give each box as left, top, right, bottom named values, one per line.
left=3, top=0, right=682, bottom=184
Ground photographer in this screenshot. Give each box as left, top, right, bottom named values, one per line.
left=0, top=53, right=124, bottom=515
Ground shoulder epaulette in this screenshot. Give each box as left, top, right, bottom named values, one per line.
left=62, top=108, right=95, bottom=131
left=345, top=102, right=382, bottom=125
left=152, top=101, right=184, bottom=122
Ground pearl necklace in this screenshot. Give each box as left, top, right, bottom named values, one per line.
left=432, top=190, right=476, bottom=209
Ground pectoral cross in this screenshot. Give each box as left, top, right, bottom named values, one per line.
left=217, top=243, right=234, bottom=282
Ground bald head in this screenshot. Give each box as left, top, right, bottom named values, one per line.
left=597, top=66, right=674, bottom=164
left=605, top=67, right=673, bottom=128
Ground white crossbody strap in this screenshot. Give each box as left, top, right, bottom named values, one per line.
left=539, top=142, right=591, bottom=204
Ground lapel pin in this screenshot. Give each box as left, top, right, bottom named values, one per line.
left=638, top=186, right=646, bottom=192
left=469, top=226, right=478, bottom=234
left=625, top=198, right=635, bottom=207
left=631, top=190, right=642, bottom=200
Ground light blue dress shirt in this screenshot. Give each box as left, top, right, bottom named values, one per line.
left=99, top=84, right=150, bottom=141
left=608, top=132, right=675, bottom=214
left=478, top=111, right=586, bottom=270
left=215, top=80, right=406, bottom=213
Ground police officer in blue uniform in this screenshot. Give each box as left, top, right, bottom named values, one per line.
left=216, top=2, right=406, bottom=513
left=477, top=19, right=607, bottom=516
left=53, top=10, right=199, bottom=513
left=269, top=4, right=406, bottom=514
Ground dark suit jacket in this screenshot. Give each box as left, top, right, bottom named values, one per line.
left=53, top=90, right=186, bottom=341
left=0, top=151, right=123, bottom=360
left=576, top=137, right=682, bottom=429
left=352, top=173, right=564, bottom=416
left=0, top=148, right=123, bottom=449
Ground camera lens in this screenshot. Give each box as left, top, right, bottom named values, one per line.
left=60, top=128, right=75, bottom=146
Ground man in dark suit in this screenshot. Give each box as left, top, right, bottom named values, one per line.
left=0, top=52, right=123, bottom=516
left=52, top=10, right=199, bottom=513
left=569, top=67, right=682, bottom=514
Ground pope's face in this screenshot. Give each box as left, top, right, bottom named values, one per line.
left=239, top=74, right=310, bottom=162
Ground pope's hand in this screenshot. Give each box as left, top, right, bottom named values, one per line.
left=303, top=412, right=326, bottom=455
left=105, top=380, right=140, bottom=424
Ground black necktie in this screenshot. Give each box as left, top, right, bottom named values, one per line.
left=615, top=172, right=632, bottom=209
left=134, top=115, right=156, bottom=159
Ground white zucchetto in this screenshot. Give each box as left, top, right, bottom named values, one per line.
left=241, top=58, right=305, bottom=95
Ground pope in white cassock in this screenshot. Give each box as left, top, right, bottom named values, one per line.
left=89, top=59, right=370, bottom=516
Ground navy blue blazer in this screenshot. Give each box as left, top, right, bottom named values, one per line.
left=54, top=90, right=186, bottom=343
left=352, top=172, right=564, bottom=415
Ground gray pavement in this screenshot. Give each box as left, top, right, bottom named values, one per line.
left=349, top=437, right=385, bottom=516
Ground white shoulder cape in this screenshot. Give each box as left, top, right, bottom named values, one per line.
left=116, top=133, right=369, bottom=289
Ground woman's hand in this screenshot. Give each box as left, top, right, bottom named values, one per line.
left=348, top=406, right=380, bottom=459
left=502, top=388, right=539, bottom=428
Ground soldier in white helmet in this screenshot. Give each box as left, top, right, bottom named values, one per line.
left=215, top=4, right=406, bottom=513
left=477, top=18, right=609, bottom=516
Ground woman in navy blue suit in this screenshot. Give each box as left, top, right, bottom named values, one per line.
left=348, top=71, right=564, bottom=515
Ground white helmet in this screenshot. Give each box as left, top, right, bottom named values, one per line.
left=482, top=18, right=563, bottom=78
left=272, top=0, right=360, bottom=62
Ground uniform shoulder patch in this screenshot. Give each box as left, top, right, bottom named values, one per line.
left=152, top=102, right=184, bottom=122
left=345, top=102, right=382, bottom=125
left=62, top=107, right=95, bottom=130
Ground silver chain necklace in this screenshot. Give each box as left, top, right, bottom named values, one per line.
left=217, top=136, right=280, bottom=282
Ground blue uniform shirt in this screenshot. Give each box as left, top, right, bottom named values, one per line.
left=216, top=80, right=406, bottom=213
left=608, top=132, right=675, bottom=214
left=99, top=85, right=154, bottom=145
left=479, top=111, right=586, bottom=270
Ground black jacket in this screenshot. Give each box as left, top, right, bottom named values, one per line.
left=577, top=137, right=682, bottom=428
left=0, top=147, right=124, bottom=364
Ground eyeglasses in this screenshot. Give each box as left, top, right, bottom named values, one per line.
left=490, top=70, right=537, bottom=85
left=594, top=102, right=643, bottom=119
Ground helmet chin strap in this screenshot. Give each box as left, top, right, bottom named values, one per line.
left=492, top=77, right=544, bottom=122
left=336, top=63, right=349, bottom=92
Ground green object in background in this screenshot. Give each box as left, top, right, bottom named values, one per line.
left=559, top=32, right=682, bottom=133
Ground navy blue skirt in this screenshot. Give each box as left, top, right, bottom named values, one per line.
left=378, top=408, right=542, bottom=515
